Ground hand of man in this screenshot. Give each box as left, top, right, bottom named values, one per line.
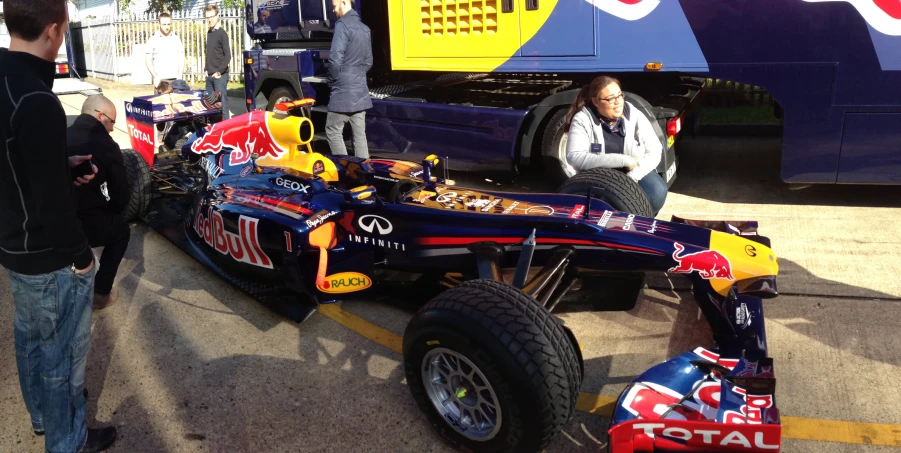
left=213, top=72, right=221, bottom=79
left=69, top=154, right=98, bottom=186
left=627, top=159, right=638, bottom=171
left=75, top=259, right=94, bottom=274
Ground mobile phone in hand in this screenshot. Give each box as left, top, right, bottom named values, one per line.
left=72, top=159, right=95, bottom=179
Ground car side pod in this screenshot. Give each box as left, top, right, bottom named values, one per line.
left=608, top=217, right=782, bottom=452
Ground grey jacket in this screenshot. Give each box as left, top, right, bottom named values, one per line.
left=327, top=10, right=373, bottom=113
left=565, top=102, right=662, bottom=182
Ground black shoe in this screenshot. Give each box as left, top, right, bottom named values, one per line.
left=78, top=426, right=117, bottom=453
left=34, top=389, right=90, bottom=436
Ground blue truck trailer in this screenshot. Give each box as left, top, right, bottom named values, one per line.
left=242, top=0, right=901, bottom=186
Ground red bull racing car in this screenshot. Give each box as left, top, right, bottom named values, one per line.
left=121, top=98, right=784, bottom=453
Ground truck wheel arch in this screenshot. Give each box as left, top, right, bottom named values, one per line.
left=254, top=71, right=305, bottom=107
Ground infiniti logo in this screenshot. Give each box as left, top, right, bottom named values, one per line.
left=358, top=215, right=393, bottom=235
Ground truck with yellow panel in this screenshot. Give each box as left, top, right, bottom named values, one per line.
left=245, top=0, right=901, bottom=187
left=243, top=0, right=702, bottom=191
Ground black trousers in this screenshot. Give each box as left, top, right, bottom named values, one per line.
left=80, top=212, right=130, bottom=295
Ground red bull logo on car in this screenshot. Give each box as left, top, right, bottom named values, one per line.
left=669, top=242, right=735, bottom=281
left=193, top=204, right=273, bottom=269
left=189, top=110, right=291, bottom=166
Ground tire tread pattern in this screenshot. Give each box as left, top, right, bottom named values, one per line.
left=121, top=148, right=151, bottom=222
left=410, top=279, right=582, bottom=452
left=558, top=167, right=653, bottom=217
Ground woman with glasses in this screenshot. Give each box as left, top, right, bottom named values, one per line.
left=562, top=75, right=668, bottom=217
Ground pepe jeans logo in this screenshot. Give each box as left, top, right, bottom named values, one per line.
left=358, top=215, right=393, bottom=235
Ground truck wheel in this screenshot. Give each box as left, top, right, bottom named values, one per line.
left=403, top=279, right=582, bottom=453
left=540, top=109, right=577, bottom=184
left=121, top=148, right=151, bottom=223
left=558, top=167, right=654, bottom=218
left=266, top=86, right=298, bottom=112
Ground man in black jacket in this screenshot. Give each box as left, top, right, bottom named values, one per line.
left=67, top=95, right=131, bottom=310
left=0, top=1, right=117, bottom=451
left=325, top=0, right=373, bottom=158
left=204, top=5, right=231, bottom=119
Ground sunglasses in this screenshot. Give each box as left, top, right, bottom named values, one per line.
left=95, top=109, right=115, bottom=125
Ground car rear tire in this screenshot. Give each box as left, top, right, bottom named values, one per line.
left=403, top=279, right=582, bottom=453
left=121, top=148, right=151, bottom=222
left=557, top=167, right=654, bottom=218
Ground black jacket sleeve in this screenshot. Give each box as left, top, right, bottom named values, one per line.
left=16, top=93, right=93, bottom=269
left=220, top=31, right=231, bottom=73
left=104, top=143, right=131, bottom=214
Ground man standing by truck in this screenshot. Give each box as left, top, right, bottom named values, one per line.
left=325, top=0, right=373, bottom=158
left=204, top=5, right=231, bottom=119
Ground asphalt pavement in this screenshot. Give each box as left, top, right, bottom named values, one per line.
left=1, top=82, right=900, bottom=452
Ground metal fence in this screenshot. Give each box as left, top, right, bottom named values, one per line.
left=70, top=8, right=247, bottom=84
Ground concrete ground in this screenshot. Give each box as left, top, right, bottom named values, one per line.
left=2, top=83, right=901, bottom=452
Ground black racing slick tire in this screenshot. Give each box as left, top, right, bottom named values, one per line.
left=557, top=167, right=654, bottom=218
left=121, top=148, right=151, bottom=222
left=402, top=279, right=582, bottom=453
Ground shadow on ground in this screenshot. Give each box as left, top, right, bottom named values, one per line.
left=668, top=136, right=901, bottom=208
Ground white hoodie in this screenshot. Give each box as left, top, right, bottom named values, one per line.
left=565, top=101, right=663, bottom=182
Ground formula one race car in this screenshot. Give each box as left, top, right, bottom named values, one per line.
left=121, top=98, right=783, bottom=453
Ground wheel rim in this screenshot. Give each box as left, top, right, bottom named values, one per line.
left=557, top=133, right=577, bottom=178
left=421, top=347, right=502, bottom=441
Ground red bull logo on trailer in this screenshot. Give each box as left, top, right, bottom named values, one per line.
left=588, top=0, right=662, bottom=21
left=804, top=0, right=901, bottom=35
left=189, top=110, right=292, bottom=166
left=669, top=242, right=735, bottom=281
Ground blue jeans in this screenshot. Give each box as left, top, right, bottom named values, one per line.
left=637, top=171, right=668, bottom=217
left=205, top=73, right=230, bottom=120
left=8, top=262, right=96, bottom=453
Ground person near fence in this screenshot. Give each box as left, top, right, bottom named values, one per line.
left=145, top=12, right=185, bottom=94
left=204, top=5, right=231, bottom=119
left=0, top=1, right=118, bottom=452
left=325, top=0, right=373, bottom=159
left=67, top=94, right=131, bottom=310
left=564, top=75, right=668, bottom=217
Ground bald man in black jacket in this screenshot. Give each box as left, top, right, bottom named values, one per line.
left=67, top=95, right=131, bottom=309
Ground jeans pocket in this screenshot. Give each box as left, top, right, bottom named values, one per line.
left=8, top=271, right=62, bottom=339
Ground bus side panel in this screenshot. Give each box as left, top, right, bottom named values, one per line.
left=838, top=113, right=901, bottom=184
left=362, top=99, right=530, bottom=173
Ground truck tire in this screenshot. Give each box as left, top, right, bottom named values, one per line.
left=558, top=167, right=653, bottom=218
left=121, top=148, right=151, bottom=222
left=540, top=109, right=577, bottom=184
left=403, top=279, right=582, bottom=453
left=266, top=85, right=298, bottom=112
